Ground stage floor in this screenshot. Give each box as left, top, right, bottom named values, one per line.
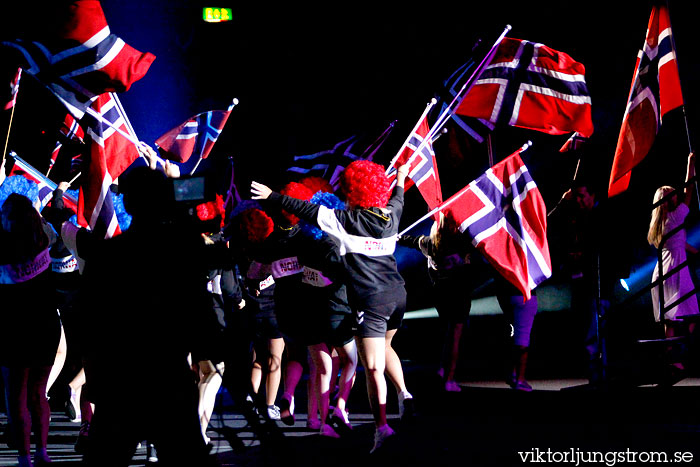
left=2, top=373, right=700, bottom=467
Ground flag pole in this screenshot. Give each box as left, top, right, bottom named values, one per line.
left=385, top=99, right=437, bottom=173
left=665, top=0, right=698, bottom=205
left=392, top=25, right=512, bottom=175
left=398, top=140, right=532, bottom=236
left=2, top=103, right=17, bottom=167
left=189, top=98, right=239, bottom=176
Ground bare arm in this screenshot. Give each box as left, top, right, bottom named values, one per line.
left=395, top=163, right=410, bottom=189
left=684, top=152, right=695, bottom=206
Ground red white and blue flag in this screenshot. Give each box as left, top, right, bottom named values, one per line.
left=154, top=102, right=236, bottom=164
left=3, top=67, right=22, bottom=111
left=79, top=92, right=139, bottom=239
left=1, top=0, right=155, bottom=120
left=285, top=136, right=365, bottom=191
left=608, top=4, right=684, bottom=197
left=387, top=114, right=443, bottom=212
left=442, top=146, right=551, bottom=300
left=456, top=37, right=594, bottom=138
left=9, top=152, right=78, bottom=212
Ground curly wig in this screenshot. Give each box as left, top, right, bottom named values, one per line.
left=239, top=208, right=274, bottom=243
left=280, top=181, right=314, bottom=226
left=300, top=191, right=346, bottom=240
left=299, top=176, right=334, bottom=195
left=339, top=160, right=391, bottom=209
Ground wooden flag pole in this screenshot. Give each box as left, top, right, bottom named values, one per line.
left=2, top=103, right=17, bottom=167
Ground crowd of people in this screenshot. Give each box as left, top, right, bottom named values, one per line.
left=0, top=145, right=698, bottom=466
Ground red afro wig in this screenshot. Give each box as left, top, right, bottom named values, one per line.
left=299, top=176, right=334, bottom=195
left=339, top=160, right=391, bottom=209
left=280, top=182, right=314, bottom=225
left=239, top=208, right=274, bottom=243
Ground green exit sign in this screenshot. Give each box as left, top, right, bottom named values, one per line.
left=203, top=8, right=232, bottom=23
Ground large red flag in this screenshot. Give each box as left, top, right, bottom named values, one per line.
left=78, top=93, right=139, bottom=238
left=1, top=0, right=155, bottom=119
left=456, top=37, right=594, bottom=138
left=442, top=146, right=551, bottom=300
left=608, top=4, right=684, bottom=197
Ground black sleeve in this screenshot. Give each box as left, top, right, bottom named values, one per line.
left=269, top=192, right=322, bottom=225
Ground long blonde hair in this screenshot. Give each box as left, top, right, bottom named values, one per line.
left=647, top=185, right=677, bottom=247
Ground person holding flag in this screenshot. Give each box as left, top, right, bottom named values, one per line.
left=251, top=160, right=415, bottom=454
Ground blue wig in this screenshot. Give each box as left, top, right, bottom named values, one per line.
left=0, top=175, right=40, bottom=209
left=299, top=191, right=345, bottom=240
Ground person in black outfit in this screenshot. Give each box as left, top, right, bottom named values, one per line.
left=56, top=167, right=217, bottom=466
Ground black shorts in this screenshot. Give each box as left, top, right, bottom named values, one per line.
left=354, top=295, right=407, bottom=338
left=254, top=315, right=283, bottom=341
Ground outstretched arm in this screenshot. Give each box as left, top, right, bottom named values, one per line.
left=684, top=152, right=695, bottom=206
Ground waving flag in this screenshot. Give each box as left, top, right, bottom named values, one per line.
left=1, top=0, right=155, bottom=119
left=9, top=152, right=78, bottom=212
left=3, top=67, right=21, bottom=110
left=608, top=4, right=684, bottom=197
left=154, top=101, right=236, bottom=164
left=78, top=92, right=140, bottom=239
left=442, top=145, right=551, bottom=300
left=456, top=37, right=594, bottom=138
left=437, top=58, right=494, bottom=144
left=387, top=112, right=443, bottom=211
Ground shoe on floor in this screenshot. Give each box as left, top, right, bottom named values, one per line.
left=513, top=380, right=533, bottom=392
left=330, top=406, right=352, bottom=432
left=320, top=423, right=340, bottom=438
left=279, top=394, right=295, bottom=425
left=147, top=443, right=158, bottom=463
left=445, top=380, right=461, bottom=392
left=65, top=388, right=81, bottom=423
left=266, top=405, right=281, bottom=421
left=306, top=418, right=321, bottom=430
left=370, top=424, right=395, bottom=454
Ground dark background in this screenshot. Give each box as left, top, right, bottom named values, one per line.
left=1, top=0, right=698, bottom=307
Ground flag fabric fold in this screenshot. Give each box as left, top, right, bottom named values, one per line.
left=9, top=152, right=78, bottom=212
left=3, top=67, right=22, bottom=110
left=154, top=102, right=235, bottom=164
left=1, top=0, right=155, bottom=119
left=456, top=37, right=594, bottom=138
left=387, top=113, right=443, bottom=212
left=442, top=147, right=551, bottom=300
left=78, top=92, right=140, bottom=239
left=607, top=4, right=684, bottom=197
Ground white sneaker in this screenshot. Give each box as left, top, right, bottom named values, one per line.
left=332, top=406, right=352, bottom=430
left=398, top=391, right=414, bottom=420
left=320, top=423, right=340, bottom=438
left=266, top=405, right=281, bottom=420
left=370, top=424, right=395, bottom=454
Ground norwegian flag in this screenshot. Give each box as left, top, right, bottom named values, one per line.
left=456, top=37, right=594, bottom=138
left=3, top=67, right=21, bottom=110
left=154, top=101, right=236, bottom=164
left=78, top=92, right=139, bottom=239
left=1, top=0, right=155, bottom=120
left=386, top=113, right=443, bottom=212
left=60, top=113, right=85, bottom=143
left=9, top=152, right=78, bottom=212
left=442, top=145, right=551, bottom=300
left=286, top=135, right=364, bottom=191
left=608, top=4, right=684, bottom=197
left=437, top=58, right=494, bottom=144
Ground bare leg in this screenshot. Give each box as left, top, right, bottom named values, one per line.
left=384, top=329, right=408, bottom=395
left=308, top=343, right=333, bottom=425
left=266, top=338, right=285, bottom=406
left=197, top=360, right=223, bottom=444
left=334, top=339, right=357, bottom=416
left=356, top=336, right=387, bottom=428
left=46, top=324, right=67, bottom=396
